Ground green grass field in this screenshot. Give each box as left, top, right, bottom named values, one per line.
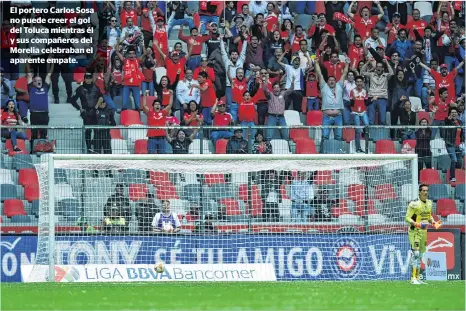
left=2, top=281, right=465, bottom=311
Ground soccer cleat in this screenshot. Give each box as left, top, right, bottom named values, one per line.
left=417, top=279, right=427, bottom=285
left=410, top=278, right=421, bottom=285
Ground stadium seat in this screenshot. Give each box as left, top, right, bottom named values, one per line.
left=435, top=154, right=451, bottom=171
left=331, top=199, right=351, bottom=218
left=374, top=184, right=397, bottom=200
left=368, top=128, right=390, bottom=141
left=139, top=96, right=158, bottom=110
left=447, top=169, right=465, bottom=184
left=181, top=184, right=202, bottom=203
left=10, top=215, right=33, bottom=223
left=436, top=199, right=458, bottom=217
left=428, top=184, right=451, bottom=202
left=126, top=125, right=148, bottom=142
left=409, top=97, right=422, bottom=112
left=1, top=184, right=18, bottom=201
left=306, top=111, right=323, bottom=125
left=18, top=168, right=38, bottom=187
left=314, top=171, right=336, bottom=185
left=111, top=139, right=130, bottom=154
left=420, top=169, right=441, bottom=185
left=73, top=67, right=86, bottom=84
left=204, top=174, right=225, bottom=186
left=0, top=169, right=14, bottom=185
left=129, top=184, right=148, bottom=201
left=355, top=199, right=377, bottom=217
left=284, top=110, right=302, bottom=126
left=24, top=185, right=39, bottom=202
left=210, top=183, right=234, bottom=200
left=349, top=139, right=367, bottom=154
left=375, top=140, right=397, bottom=154
left=378, top=198, right=405, bottom=219
left=445, top=214, right=466, bottom=225
left=238, top=184, right=259, bottom=202
left=120, top=110, right=143, bottom=126
left=338, top=214, right=361, bottom=225
left=110, top=129, right=123, bottom=139
left=340, top=169, right=362, bottom=186
left=120, top=169, right=146, bottom=184
left=56, top=198, right=81, bottom=220
left=55, top=184, right=74, bottom=201
left=430, top=139, right=448, bottom=157
left=54, top=168, right=68, bottom=184
left=289, top=128, right=309, bottom=142
left=134, top=139, right=148, bottom=154
left=295, top=138, right=317, bottom=154
left=416, top=111, right=431, bottom=124
left=5, top=139, right=28, bottom=156
left=454, top=184, right=465, bottom=201
left=12, top=154, right=34, bottom=170
left=321, top=140, right=347, bottom=154
left=31, top=200, right=39, bottom=217
left=149, top=171, right=170, bottom=185
left=189, top=139, right=213, bottom=154
left=342, top=128, right=356, bottom=143
left=347, top=184, right=366, bottom=204
left=402, top=139, right=416, bottom=149
left=3, top=199, right=26, bottom=217
left=368, top=214, right=387, bottom=225
left=168, top=199, right=187, bottom=215
left=219, top=198, right=242, bottom=215
left=270, top=139, right=291, bottom=154
left=401, top=184, right=414, bottom=202
left=154, top=67, right=167, bottom=84
left=215, top=139, right=228, bottom=154
left=414, top=1, right=433, bottom=17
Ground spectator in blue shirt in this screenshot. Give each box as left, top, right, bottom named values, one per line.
left=388, top=29, right=412, bottom=61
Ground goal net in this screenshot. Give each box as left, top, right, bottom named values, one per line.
left=26, top=154, right=417, bottom=282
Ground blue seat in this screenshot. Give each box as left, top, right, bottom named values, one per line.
left=368, top=128, right=390, bottom=142
left=428, top=184, right=450, bottom=202
left=31, top=200, right=40, bottom=217
left=182, top=184, right=202, bottom=203
left=321, top=140, right=347, bottom=154
left=57, top=198, right=81, bottom=221
left=0, top=184, right=18, bottom=201
left=119, top=169, right=146, bottom=184
left=13, top=154, right=34, bottom=170
left=435, top=154, right=451, bottom=171
left=455, top=185, right=465, bottom=202
left=10, top=215, right=32, bottom=223
left=210, top=184, right=234, bottom=200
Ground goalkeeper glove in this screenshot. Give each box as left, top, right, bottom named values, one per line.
left=414, top=222, right=428, bottom=229
left=432, top=220, right=443, bottom=230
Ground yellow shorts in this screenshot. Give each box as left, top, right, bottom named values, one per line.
left=408, top=229, right=427, bottom=253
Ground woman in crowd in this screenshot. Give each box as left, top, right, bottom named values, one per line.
left=1, top=100, right=26, bottom=152
left=252, top=131, right=272, bottom=154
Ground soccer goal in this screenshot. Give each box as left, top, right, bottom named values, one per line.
left=25, top=153, right=418, bottom=282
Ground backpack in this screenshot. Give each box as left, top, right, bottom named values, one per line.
left=33, top=139, right=55, bottom=153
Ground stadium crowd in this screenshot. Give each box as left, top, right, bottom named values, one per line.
left=0, top=1, right=465, bottom=227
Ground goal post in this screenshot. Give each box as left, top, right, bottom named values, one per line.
left=29, top=153, right=418, bottom=282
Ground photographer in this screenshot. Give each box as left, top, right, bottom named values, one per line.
left=70, top=72, right=103, bottom=153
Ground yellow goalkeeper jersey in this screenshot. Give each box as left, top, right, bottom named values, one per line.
left=405, top=198, right=433, bottom=231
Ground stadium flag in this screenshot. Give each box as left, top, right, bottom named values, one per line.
left=21, top=264, right=277, bottom=283
left=424, top=252, right=447, bottom=281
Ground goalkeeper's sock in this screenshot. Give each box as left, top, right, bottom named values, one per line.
left=411, top=267, right=417, bottom=279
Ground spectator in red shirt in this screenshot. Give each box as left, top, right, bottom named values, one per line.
left=348, top=34, right=365, bottom=70
left=115, top=42, right=143, bottom=112
left=198, top=1, right=223, bottom=34
left=152, top=16, right=169, bottom=66
left=13, top=70, right=32, bottom=121
left=120, top=1, right=141, bottom=29
left=140, top=47, right=156, bottom=96
left=140, top=7, right=155, bottom=48
left=156, top=75, right=180, bottom=107
left=178, top=25, right=211, bottom=70
left=323, top=52, right=345, bottom=81
left=238, top=90, right=262, bottom=139
left=430, top=87, right=456, bottom=139
left=193, top=57, right=215, bottom=82
left=183, top=100, right=204, bottom=127
left=407, top=9, right=428, bottom=40
left=420, top=60, right=465, bottom=105
left=1, top=100, right=26, bottom=152
left=308, top=13, right=336, bottom=51
left=210, top=98, right=233, bottom=142
left=290, top=26, right=307, bottom=54
left=142, top=91, right=173, bottom=154
left=154, top=48, right=190, bottom=84
left=305, top=72, right=320, bottom=111
left=347, top=1, right=384, bottom=41
left=385, top=12, right=406, bottom=46
left=192, top=71, right=216, bottom=125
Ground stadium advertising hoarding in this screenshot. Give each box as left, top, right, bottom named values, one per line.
left=21, top=264, right=276, bottom=282
left=1, top=231, right=462, bottom=282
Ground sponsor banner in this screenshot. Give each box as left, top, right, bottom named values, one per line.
left=1, top=231, right=462, bottom=282
left=424, top=252, right=447, bottom=281
left=21, top=264, right=277, bottom=282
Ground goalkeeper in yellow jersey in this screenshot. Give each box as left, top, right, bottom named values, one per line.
left=404, top=184, right=442, bottom=285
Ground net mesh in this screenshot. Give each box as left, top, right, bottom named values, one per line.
left=30, top=155, right=416, bottom=281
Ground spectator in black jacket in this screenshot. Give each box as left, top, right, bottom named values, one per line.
left=415, top=118, right=432, bottom=173
left=94, top=97, right=116, bottom=155
left=444, top=107, right=464, bottom=182
left=71, top=72, right=103, bottom=153
left=399, top=100, right=416, bottom=140
left=104, top=184, right=131, bottom=219
left=226, top=129, right=248, bottom=153
left=260, top=170, right=281, bottom=222
left=310, top=188, right=333, bottom=222
left=137, top=193, right=157, bottom=232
